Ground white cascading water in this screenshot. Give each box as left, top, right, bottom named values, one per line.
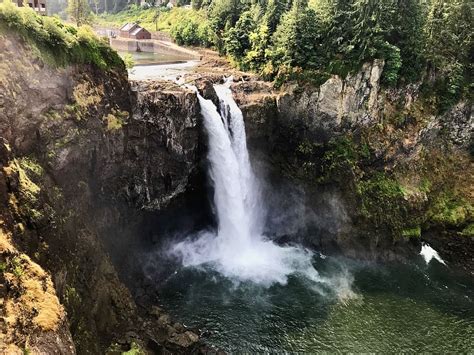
left=420, top=243, right=446, bottom=266
left=171, top=78, right=322, bottom=287
left=213, top=81, right=264, bottom=237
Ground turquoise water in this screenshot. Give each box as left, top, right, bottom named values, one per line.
left=155, top=255, right=474, bottom=352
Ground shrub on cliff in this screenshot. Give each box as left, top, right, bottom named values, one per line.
left=0, top=1, right=123, bottom=70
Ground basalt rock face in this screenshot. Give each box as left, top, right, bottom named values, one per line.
left=233, top=60, right=385, bottom=145
left=0, top=32, right=202, bottom=353
left=127, top=80, right=200, bottom=211
left=231, top=61, right=473, bottom=272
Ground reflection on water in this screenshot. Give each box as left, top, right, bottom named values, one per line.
left=151, top=254, right=474, bottom=352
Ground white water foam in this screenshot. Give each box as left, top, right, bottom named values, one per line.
left=420, top=242, right=446, bottom=266
left=171, top=78, right=325, bottom=287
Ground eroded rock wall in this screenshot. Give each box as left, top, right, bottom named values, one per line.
left=126, top=80, right=200, bottom=211
left=231, top=61, right=473, bottom=271
left=0, top=31, right=203, bottom=353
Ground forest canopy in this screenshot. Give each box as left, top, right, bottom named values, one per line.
left=60, top=0, right=472, bottom=110
left=163, top=0, right=471, bottom=110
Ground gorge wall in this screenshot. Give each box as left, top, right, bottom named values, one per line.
left=230, top=60, right=473, bottom=272
left=0, top=32, right=204, bottom=353
left=0, top=26, right=472, bottom=353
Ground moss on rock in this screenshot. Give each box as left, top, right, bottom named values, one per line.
left=427, top=193, right=473, bottom=228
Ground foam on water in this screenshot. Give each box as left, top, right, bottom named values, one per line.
left=171, top=78, right=325, bottom=287
left=420, top=242, right=446, bottom=266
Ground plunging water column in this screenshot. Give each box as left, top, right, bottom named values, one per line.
left=172, top=78, right=321, bottom=286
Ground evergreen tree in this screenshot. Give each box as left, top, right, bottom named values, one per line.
left=425, top=0, right=472, bottom=75
left=263, top=0, right=291, bottom=32
left=388, top=0, right=427, bottom=82
left=208, top=0, right=245, bottom=34
left=224, top=10, right=256, bottom=59
left=245, top=23, right=271, bottom=71
left=269, top=1, right=321, bottom=69
left=319, top=0, right=356, bottom=71
left=67, top=0, right=92, bottom=26
left=208, top=0, right=247, bottom=51
left=424, top=0, right=473, bottom=108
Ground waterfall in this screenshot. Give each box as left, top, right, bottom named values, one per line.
left=171, top=78, right=321, bottom=286
left=213, top=78, right=265, bottom=237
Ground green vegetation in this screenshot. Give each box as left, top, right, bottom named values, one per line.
left=123, top=53, right=134, bottom=69
left=18, top=157, right=44, bottom=178
left=357, top=173, right=409, bottom=234
left=169, top=9, right=214, bottom=46
left=323, top=141, right=472, bottom=238
left=8, top=158, right=45, bottom=225
left=64, top=285, right=81, bottom=309
left=122, top=341, right=146, bottom=355
left=106, top=341, right=145, bottom=355
left=402, top=226, right=422, bottom=239
left=103, top=109, right=128, bottom=131
left=0, top=257, right=25, bottom=278
left=423, top=0, right=473, bottom=111
left=67, top=0, right=93, bottom=26
left=289, top=135, right=371, bottom=185
left=318, top=137, right=369, bottom=182
left=95, top=4, right=161, bottom=30
left=11, top=256, right=25, bottom=278
left=0, top=1, right=124, bottom=70
left=278, top=106, right=473, bottom=240
left=100, top=0, right=471, bottom=110
left=427, top=193, right=473, bottom=227
left=460, top=223, right=474, bottom=237
left=0, top=261, right=7, bottom=274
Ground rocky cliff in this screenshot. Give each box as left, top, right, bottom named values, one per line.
left=1, top=23, right=472, bottom=353
left=0, top=31, right=203, bottom=353
left=230, top=60, right=473, bottom=272
left=127, top=80, right=200, bottom=211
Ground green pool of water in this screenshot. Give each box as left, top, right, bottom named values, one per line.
left=155, top=256, right=473, bottom=352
